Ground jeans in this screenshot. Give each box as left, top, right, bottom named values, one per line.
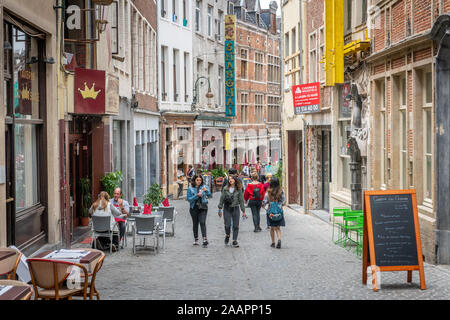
left=248, top=200, right=262, bottom=229
left=118, top=221, right=126, bottom=240
left=223, top=206, right=240, bottom=241
left=190, top=207, right=208, bottom=239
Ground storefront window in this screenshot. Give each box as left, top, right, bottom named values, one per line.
left=14, top=124, right=39, bottom=211
left=13, top=28, right=40, bottom=119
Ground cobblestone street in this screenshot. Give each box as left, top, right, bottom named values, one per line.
left=75, top=193, right=450, bottom=300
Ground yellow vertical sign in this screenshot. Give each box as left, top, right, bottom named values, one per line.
left=325, top=0, right=344, bottom=86
left=224, top=132, right=231, bottom=151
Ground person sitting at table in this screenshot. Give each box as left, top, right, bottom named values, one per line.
left=90, top=191, right=127, bottom=251
left=110, top=188, right=130, bottom=247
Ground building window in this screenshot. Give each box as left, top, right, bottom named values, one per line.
left=195, top=0, right=202, bottom=32
left=376, top=80, right=386, bottom=187
left=255, top=52, right=264, bottom=81
left=110, top=1, right=119, bottom=55
left=423, top=71, right=433, bottom=200
left=228, top=2, right=234, bottom=15
left=113, top=121, right=122, bottom=172
left=173, top=49, right=179, bottom=101
left=161, top=46, right=168, bottom=101
left=284, top=32, right=289, bottom=57
left=268, top=55, right=280, bottom=83
left=240, top=49, right=248, bottom=79
left=184, top=52, right=190, bottom=102
left=218, top=66, right=224, bottom=107
left=241, top=93, right=249, bottom=123
left=172, top=0, right=178, bottom=22
left=399, top=75, right=407, bottom=189
left=268, top=96, right=280, bottom=122
left=161, top=0, right=168, bottom=18
left=319, top=27, right=325, bottom=83
left=207, top=5, right=213, bottom=37
left=182, top=0, right=189, bottom=27
left=309, top=32, right=317, bottom=83
left=291, top=27, right=296, bottom=55
left=255, top=94, right=264, bottom=123
left=64, top=0, right=96, bottom=69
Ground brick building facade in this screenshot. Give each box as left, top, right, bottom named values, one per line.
left=231, top=0, right=282, bottom=170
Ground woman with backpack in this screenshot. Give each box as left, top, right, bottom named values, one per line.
left=187, top=175, right=212, bottom=247
left=263, top=177, right=286, bottom=249
left=244, top=171, right=265, bottom=232
left=218, top=174, right=247, bottom=247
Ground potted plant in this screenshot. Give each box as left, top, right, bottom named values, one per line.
left=144, top=183, right=165, bottom=208
left=79, top=177, right=92, bottom=227
left=100, top=170, right=123, bottom=198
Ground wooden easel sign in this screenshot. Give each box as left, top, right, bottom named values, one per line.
left=362, top=190, right=426, bottom=291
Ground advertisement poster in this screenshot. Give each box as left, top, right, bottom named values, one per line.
left=292, top=82, right=321, bottom=114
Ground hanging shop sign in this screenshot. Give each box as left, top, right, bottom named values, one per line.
left=292, top=82, right=321, bottom=114
left=74, top=68, right=106, bottom=114
left=225, top=15, right=236, bottom=117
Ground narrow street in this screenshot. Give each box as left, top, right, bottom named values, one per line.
left=75, top=193, right=450, bottom=300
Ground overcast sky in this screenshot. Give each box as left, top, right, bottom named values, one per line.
left=260, top=0, right=281, bottom=16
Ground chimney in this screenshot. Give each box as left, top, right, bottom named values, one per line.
left=268, top=1, right=278, bottom=34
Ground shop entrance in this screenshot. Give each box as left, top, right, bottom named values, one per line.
left=68, top=118, right=92, bottom=234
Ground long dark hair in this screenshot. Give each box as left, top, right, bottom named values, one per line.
left=191, top=175, right=204, bottom=188
left=227, top=174, right=243, bottom=191
left=267, top=177, right=282, bottom=202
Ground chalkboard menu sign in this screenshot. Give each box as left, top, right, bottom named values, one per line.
left=369, top=193, right=418, bottom=266
left=362, top=190, right=426, bottom=291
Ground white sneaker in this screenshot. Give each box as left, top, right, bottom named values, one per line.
left=193, top=239, right=199, bottom=245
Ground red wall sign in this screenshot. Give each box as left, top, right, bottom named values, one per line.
left=74, top=68, right=106, bottom=114
left=292, top=82, right=321, bottom=114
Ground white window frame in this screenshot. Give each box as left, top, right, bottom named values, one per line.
left=423, top=70, right=433, bottom=202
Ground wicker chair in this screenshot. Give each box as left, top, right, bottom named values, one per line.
left=27, top=259, right=89, bottom=300
left=0, top=248, right=22, bottom=280
left=72, top=249, right=105, bottom=300
left=0, top=279, right=33, bottom=300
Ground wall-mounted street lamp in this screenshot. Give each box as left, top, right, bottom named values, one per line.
left=192, top=76, right=214, bottom=111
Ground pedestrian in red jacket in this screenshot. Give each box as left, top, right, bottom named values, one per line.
left=244, top=172, right=265, bottom=232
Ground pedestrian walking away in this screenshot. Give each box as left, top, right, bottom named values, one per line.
left=187, top=175, right=212, bottom=247
left=263, top=173, right=272, bottom=229
left=262, top=177, right=286, bottom=249
left=244, top=171, right=265, bottom=232
left=218, top=174, right=247, bottom=247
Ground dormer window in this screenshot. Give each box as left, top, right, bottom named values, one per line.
left=228, top=3, right=234, bottom=15
left=256, top=13, right=260, bottom=26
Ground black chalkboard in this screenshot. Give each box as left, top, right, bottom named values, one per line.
left=369, top=193, right=418, bottom=266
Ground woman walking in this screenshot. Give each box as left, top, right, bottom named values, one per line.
left=187, top=175, right=212, bottom=247
left=244, top=171, right=265, bottom=232
left=218, top=175, right=247, bottom=247
left=263, top=177, right=286, bottom=249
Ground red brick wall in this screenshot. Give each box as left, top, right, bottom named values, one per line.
left=392, top=56, right=406, bottom=70
left=373, top=64, right=385, bottom=75
left=392, top=0, right=405, bottom=44
left=445, top=0, right=450, bottom=13
left=413, top=0, right=431, bottom=34
left=132, top=0, right=157, bottom=30
left=374, top=11, right=385, bottom=52
left=413, top=47, right=432, bottom=62
left=305, top=0, right=324, bottom=83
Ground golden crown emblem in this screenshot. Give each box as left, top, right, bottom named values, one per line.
left=20, top=85, right=31, bottom=100
left=78, top=82, right=101, bottom=100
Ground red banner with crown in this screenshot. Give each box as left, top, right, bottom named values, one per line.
left=74, top=68, right=106, bottom=114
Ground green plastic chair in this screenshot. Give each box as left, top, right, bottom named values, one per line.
left=332, top=207, right=349, bottom=244
left=342, top=210, right=363, bottom=250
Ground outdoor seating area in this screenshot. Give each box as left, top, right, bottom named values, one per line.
left=331, top=207, right=364, bottom=258
left=0, top=247, right=105, bottom=300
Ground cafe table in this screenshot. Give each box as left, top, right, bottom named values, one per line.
left=0, top=280, right=32, bottom=300
left=33, top=249, right=102, bottom=275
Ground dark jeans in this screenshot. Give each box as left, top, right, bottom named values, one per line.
left=118, top=221, right=126, bottom=240
left=190, top=207, right=208, bottom=239
left=177, top=182, right=184, bottom=197
left=248, top=200, right=262, bottom=229
left=224, top=206, right=240, bottom=241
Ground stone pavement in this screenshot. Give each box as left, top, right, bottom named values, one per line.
left=74, top=193, right=450, bottom=300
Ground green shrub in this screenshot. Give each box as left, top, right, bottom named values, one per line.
left=100, top=171, right=123, bottom=198
left=144, top=183, right=165, bottom=208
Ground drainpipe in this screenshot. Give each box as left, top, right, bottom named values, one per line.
left=303, top=117, right=308, bottom=214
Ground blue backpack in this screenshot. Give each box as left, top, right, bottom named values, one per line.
left=267, top=201, right=283, bottom=222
